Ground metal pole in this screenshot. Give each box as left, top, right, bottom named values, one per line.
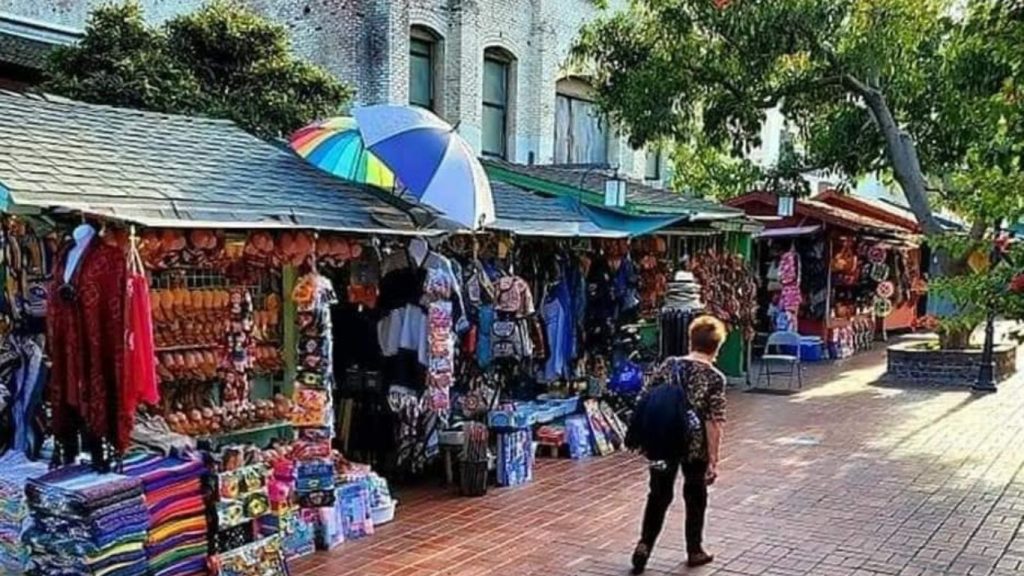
left=974, top=230, right=1000, bottom=392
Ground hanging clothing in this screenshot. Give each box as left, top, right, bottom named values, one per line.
left=12, top=338, right=42, bottom=454
left=47, top=239, right=131, bottom=455
left=376, top=266, right=426, bottom=358
left=124, top=271, right=158, bottom=407
left=477, top=304, right=495, bottom=368
left=541, top=293, right=567, bottom=382
left=420, top=251, right=460, bottom=413
left=0, top=335, right=20, bottom=456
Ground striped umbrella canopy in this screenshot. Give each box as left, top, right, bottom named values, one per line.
left=353, top=105, right=495, bottom=230
left=289, top=116, right=396, bottom=190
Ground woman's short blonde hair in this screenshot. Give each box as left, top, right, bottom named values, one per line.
left=689, top=315, right=728, bottom=355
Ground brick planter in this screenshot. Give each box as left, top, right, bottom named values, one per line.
left=886, top=340, right=1018, bottom=387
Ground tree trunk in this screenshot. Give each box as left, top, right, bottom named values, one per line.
left=840, top=75, right=963, bottom=314
left=842, top=75, right=943, bottom=236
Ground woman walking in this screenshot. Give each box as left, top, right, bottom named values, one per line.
left=627, top=315, right=728, bottom=573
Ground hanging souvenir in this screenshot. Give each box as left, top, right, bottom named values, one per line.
left=872, top=296, right=893, bottom=317
left=290, top=271, right=338, bottom=507
left=221, top=287, right=255, bottom=405
left=831, top=237, right=858, bottom=274
left=867, top=245, right=887, bottom=265
left=875, top=281, right=895, bottom=299
left=869, top=263, right=890, bottom=283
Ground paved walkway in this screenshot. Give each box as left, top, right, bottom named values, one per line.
left=293, top=342, right=1024, bottom=576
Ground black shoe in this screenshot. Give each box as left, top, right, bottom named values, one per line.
left=631, top=543, right=650, bottom=574
left=686, top=550, right=715, bottom=567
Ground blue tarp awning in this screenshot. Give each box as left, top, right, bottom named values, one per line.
left=576, top=202, right=687, bottom=236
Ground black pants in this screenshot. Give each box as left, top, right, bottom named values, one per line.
left=640, top=459, right=708, bottom=553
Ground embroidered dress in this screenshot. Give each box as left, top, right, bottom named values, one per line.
left=48, top=241, right=130, bottom=454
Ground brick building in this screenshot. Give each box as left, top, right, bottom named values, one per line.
left=0, top=0, right=666, bottom=183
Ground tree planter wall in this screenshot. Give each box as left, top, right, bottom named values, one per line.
left=886, top=340, right=1018, bottom=387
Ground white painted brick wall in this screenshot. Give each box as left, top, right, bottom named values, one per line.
left=4, top=0, right=660, bottom=183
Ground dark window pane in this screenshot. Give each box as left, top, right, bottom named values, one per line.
left=482, top=104, right=506, bottom=157
left=409, top=50, right=433, bottom=109
left=483, top=58, right=507, bottom=105
left=645, top=149, right=661, bottom=180
left=410, top=38, right=431, bottom=57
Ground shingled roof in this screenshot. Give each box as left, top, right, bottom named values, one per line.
left=488, top=180, right=625, bottom=237
left=0, top=14, right=80, bottom=71
left=483, top=158, right=745, bottom=219
left=0, top=90, right=421, bottom=234
left=726, top=191, right=921, bottom=240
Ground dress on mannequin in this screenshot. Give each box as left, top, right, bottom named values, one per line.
left=48, top=232, right=130, bottom=463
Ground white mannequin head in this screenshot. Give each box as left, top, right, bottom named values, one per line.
left=73, top=223, right=96, bottom=244
left=408, top=237, right=429, bottom=267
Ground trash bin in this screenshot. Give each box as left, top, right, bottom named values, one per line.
left=459, top=460, right=488, bottom=497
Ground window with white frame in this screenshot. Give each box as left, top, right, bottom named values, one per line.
left=482, top=49, right=513, bottom=158
left=409, top=26, right=441, bottom=112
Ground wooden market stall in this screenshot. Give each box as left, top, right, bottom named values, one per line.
left=484, top=159, right=761, bottom=379
left=727, top=191, right=924, bottom=359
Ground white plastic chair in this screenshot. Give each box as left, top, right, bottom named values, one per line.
left=756, top=331, right=803, bottom=389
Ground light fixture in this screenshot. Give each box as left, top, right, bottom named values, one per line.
left=604, top=175, right=627, bottom=208
left=777, top=195, right=795, bottom=217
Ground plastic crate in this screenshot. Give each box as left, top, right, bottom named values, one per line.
left=538, top=396, right=579, bottom=417
left=370, top=499, right=397, bottom=525
left=488, top=409, right=530, bottom=430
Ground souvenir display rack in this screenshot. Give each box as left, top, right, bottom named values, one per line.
left=153, top=265, right=292, bottom=448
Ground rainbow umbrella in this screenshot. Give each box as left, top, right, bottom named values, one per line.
left=289, top=117, right=396, bottom=190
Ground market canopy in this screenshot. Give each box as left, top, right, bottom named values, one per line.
left=756, top=225, right=821, bottom=238
left=0, top=90, right=426, bottom=235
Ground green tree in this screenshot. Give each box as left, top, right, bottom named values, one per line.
left=45, top=1, right=351, bottom=138
left=574, top=0, right=1024, bottom=236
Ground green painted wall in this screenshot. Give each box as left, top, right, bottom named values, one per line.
left=717, top=231, right=753, bottom=378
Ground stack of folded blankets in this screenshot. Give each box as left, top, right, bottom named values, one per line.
left=23, top=465, right=149, bottom=576
left=0, top=452, right=47, bottom=574
left=122, top=453, right=209, bottom=576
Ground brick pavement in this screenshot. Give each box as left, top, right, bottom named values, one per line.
left=293, top=341, right=1024, bottom=576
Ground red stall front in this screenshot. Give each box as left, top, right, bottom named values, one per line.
left=727, top=192, right=924, bottom=359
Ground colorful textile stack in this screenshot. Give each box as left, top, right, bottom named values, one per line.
left=0, top=452, right=47, bottom=574
left=121, top=453, right=209, bottom=576
left=23, top=465, right=149, bottom=576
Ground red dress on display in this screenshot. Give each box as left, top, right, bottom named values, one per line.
left=47, top=239, right=131, bottom=455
